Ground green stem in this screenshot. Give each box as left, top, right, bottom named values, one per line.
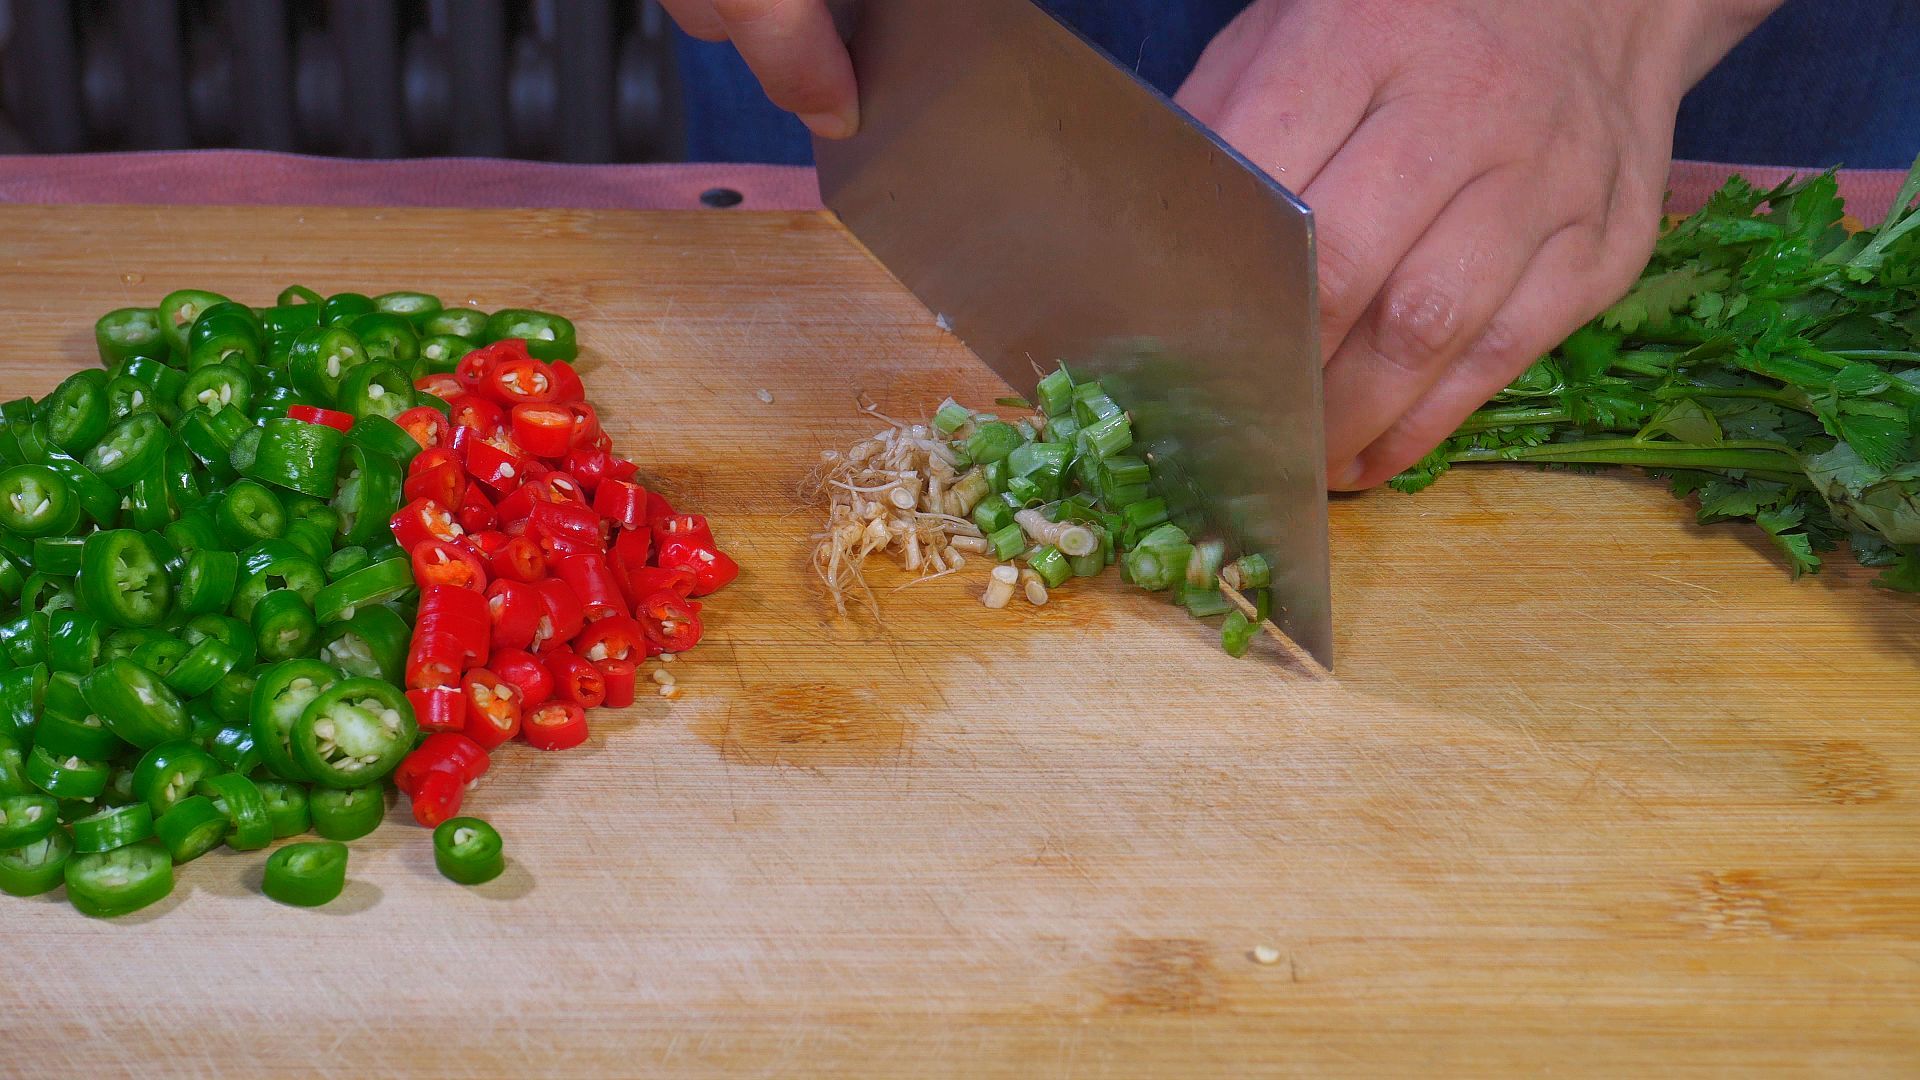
left=1614, top=350, right=1683, bottom=378
left=1828, top=349, right=1920, bottom=364
left=1455, top=406, right=1571, bottom=433
left=1653, top=384, right=1809, bottom=409
left=1447, top=438, right=1801, bottom=475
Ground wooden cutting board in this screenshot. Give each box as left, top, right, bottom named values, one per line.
left=2, top=205, right=1916, bottom=1077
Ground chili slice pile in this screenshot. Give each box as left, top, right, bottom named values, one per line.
left=387, top=337, right=736, bottom=850
left=0, top=287, right=605, bottom=916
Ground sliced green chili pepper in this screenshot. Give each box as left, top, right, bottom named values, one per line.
left=373, top=290, right=442, bottom=322
left=256, top=779, right=311, bottom=838
left=0, top=465, right=82, bottom=537
left=0, top=794, right=57, bottom=846
left=486, top=309, right=578, bottom=361
left=278, top=284, right=324, bottom=307
left=257, top=302, right=321, bottom=338
left=281, top=516, right=335, bottom=565
left=178, top=362, right=253, bottom=417
left=263, top=840, right=348, bottom=906
left=121, top=466, right=173, bottom=531
left=319, top=292, right=375, bottom=328
left=26, top=745, right=109, bottom=799
left=0, top=665, right=45, bottom=742
left=420, top=307, right=488, bottom=341
left=176, top=549, right=240, bottom=615
left=159, top=289, right=230, bottom=357
left=176, top=406, right=241, bottom=482
left=196, top=772, right=272, bottom=850
left=166, top=637, right=243, bottom=697
left=182, top=613, right=256, bottom=666
left=95, top=307, right=169, bottom=367
left=76, top=530, right=172, bottom=627
left=316, top=604, right=409, bottom=683
left=130, top=636, right=189, bottom=681
left=165, top=509, right=227, bottom=559
left=247, top=416, right=344, bottom=499
left=82, top=658, right=188, bottom=749
left=0, top=830, right=72, bottom=896
left=153, top=794, right=227, bottom=862
left=45, top=610, right=102, bottom=675
left=310, top=784, right=383, bottom=841
left=350, top=312, right=419, bottom=369
left=66, top=838, right=174, bottom=917
left=104, top=374, right=158, bottom=424
left=287, top=326, right=367, bottom=404
left=434, top=817, right=505, bottom=884
left=312, top=557, right=412, bottom=625
left=207, top=724, right=263, bottom=777
left=186, top=300, right=263, bottom=352
left=251, top=591, right=318, bottom=663
left=231, top=542, right=324, bottom=621
left=206, top=666, right=259, bottom=727
left=251, top=659, right=335, bottom=782
left=293, top=677, right=415, bottom=788
left=214, top=478, right=287, bottom=549
left=332, top=444, right=406, bottom=549
left=33, top=706, right=115, bottom=760
left=324, top=545, right=371, bottom=581
left=43, top=371, right=111, bottom=456
left=133, top=739, right=221, bottom=817
left=337, top=361, right=415, bottom=421
left=0, top=611, right=48, bottom=667
left=164, top=439, right=209, bottom=510
left=418, top=334, right=470, bottom=375
left=71, top=801, right=153, bottom=853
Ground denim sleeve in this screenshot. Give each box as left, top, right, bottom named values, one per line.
left=673, top=0, right=1917, bottom=170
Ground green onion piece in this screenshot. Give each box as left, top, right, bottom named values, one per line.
left=1103, top=483, right=1150, bottom=508
left=1070, top=380, right=1108, bottom=405
left=1224, top=553, right=1272, bottom=590
left=1186, top=539, right=1225, bottom=589
left=972, top=498, right=1014, bottom=535
left=1135, top=522, right=1191, bottom=552
left=1121, top=542, right=1192, bottom=592
left=1183, top=586, right=1234, bottom=618
left=931, top=399, right=972, bottom=435
left=1036, top=368, right=1074, bottom=417
left=1123, top=497, right=1168, bottom=532
left=982, top=459, right=1008, bottom=494
left=1029, top=546, right=1072, bottom=588
left=1221, top=610, right=1256, bottom=658
left=1254, top=588, right=1272, bottom=623
left=1015, top=419, right=1038, bottom=442
left=994, top=395, right=1033, bottom=410
left=1004, top=475, right=1043, bottom=506
left=1007, top=441, right=1070, bottom=479
left=964, top=421, right=1023, bottom=465
left=1081, top=412, right=1133, bottom=458
left=987, top=523, right=1026, bottom=561
left=1045, top=415, right=1082, bottom=442
left=1073, top=393, right=1122, bottom=426
left=1101, top=456, right=1150, bottom=489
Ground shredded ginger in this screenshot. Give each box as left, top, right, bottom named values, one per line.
left=803, top=399, right=992, bottom=616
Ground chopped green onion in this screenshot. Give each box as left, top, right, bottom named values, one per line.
left=1005, top=475, right=1043, bottom=506
left=1221, top=610, right=1256, bottom=658
left=1254, top=588, right=1272, bottom=623
left=1186, top=539, right=1225, bottom=589
left=1029, top=546, right=1072, bottom=588
left=972, top=498, right=1014, bottom=535
left=1056, top=524, right=1098, bottom=557
left=1015, top=419, right=1038, bottom=442
left=1123, top=497, right=1168, bottom=532
left=1081, top=412, right=1133, bottom=458
left=1182, top=586, right=1234, bottom=618
left=983, top=458, right=1008, bottom=494
left=994, top=395, right=1033, bottom=410
left=1008, top=441, right=1070, bottom=479
left=1122, top=541, right=1192, bottom=591
left=1135, top=522, right=1190, bottom=552
left=1074, top=393, right=1122, bottom=426
left=987, top=523, right=1026, bottom=561
left=1224, top=553, right=1271, bottom=590
left=965, top=421, right=1023, bottom=465
left=1101, top=456, right=1150, bottom=489
left=1036, top=368, right=1073, bottom=416
left=931, top=398, right=972, bottom=435
left=1045, top=415, right=1082, bottom=442
left=1104, top=483, right=1150, bottom=508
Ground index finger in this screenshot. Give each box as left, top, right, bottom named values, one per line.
left=711, top=0, right=860, bottom=138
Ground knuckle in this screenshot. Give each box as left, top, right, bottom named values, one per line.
left=1371, top=277, right=1471, bottom=370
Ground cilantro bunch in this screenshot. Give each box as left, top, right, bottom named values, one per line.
left=1394, top=154, right=1920, bottom=590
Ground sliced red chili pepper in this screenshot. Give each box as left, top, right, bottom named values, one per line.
left=529, top=499, right=601, bottom=542
left=593, top=479, right=650, bottom=530
left=468, top=529, right=508, bottom=558
left=406, top=631, right=466, bottom=690
left=456, top=483, right=497, bottom=534
left=653, top=512, right=717, bottom=549
left=395, top=732, right=489, bottom=797
left=486, top=356, right=559, bottom=406
left=530, top=578, right=583, bottom=651
left=487, top=533, right=546, bottom=583
left=461, top=668, right=522, bottom=750
left=549, top=360, right=586, bottom=405
left=567, top=402, right=601, bottom=449
left=656, top=536, right=740, bottom=597
left=488, top=647, right=554, bottom=707
left=573, top=616, right=643, bottom=663
left=417, top=584, right=491, bottom=664
left=404, top=454, right=467, bottom=509
left=523, top=701, right=588, bottom=751
left=411, top=538, right=488, bottom=591
left=288, top=404, right=356, bottom=432
left=636, top=589, right=702, bottom=653
left=464, top=437, right=527, bottom=495
left=484, top=579, right=542, bottom=651
left=390, top=497, right=461, bottom=550
left=555, top=553, right=626, bottom=621
left=543, top=650, right=607, bottom=709
left=510, top=403, right=576, bottom=459
left=610, top=523, right=652, bottom=572
left=406, top=685, right=467, bottom=733
left=595, top=657, right=637, bottom=708
left=497, top=473, right=587, bottom=523
left=448, top=395, right=507, bottom=437
left=620, top=565, right=696, bottom=605
left=410, top=771, right=464, bottom=828
left=395, top=405, right=450, bottom=450
left=416, top=372, right=464, bottom=399
left=454, top=344, right=501, bottom=395
left=645, top=490, right=677, bottom=531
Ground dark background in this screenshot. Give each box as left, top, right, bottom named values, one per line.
left=0, top=0, right=685, bottom=161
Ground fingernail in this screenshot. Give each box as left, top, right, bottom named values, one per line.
left=1332, top=459, right=1365, bottom=490
left=799, top=109, right=858, bottom=140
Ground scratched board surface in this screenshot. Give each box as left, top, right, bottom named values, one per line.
left=2, top=206, right=1916, bottom=1077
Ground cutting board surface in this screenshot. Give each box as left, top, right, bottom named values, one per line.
left=2, top=206, right=1916, bottom=1077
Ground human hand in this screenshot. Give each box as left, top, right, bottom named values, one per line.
left=660, top=0, right=860, bottom=138
left=1176, top=0, right=1781, bottom=489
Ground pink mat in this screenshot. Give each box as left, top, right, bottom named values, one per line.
left=0, top=150, right=1908, bottom=221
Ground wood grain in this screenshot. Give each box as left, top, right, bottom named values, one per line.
left=1, top=205, right=1916, bottom=1078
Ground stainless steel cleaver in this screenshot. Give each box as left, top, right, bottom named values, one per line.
left=814, top=0, right=1332, bottom=668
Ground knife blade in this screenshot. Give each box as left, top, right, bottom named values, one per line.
left=814, top=0, right=1332, bottom=668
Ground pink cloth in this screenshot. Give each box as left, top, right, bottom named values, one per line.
left=0, top=150, right=1907, bottom=221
